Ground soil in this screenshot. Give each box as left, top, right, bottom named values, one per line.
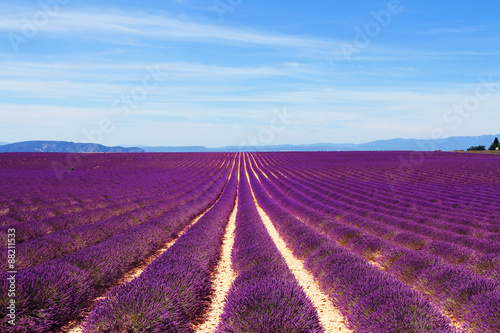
left=193, top=200, right=238, bottom=333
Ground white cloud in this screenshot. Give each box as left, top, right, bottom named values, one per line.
left=419, top=22, right=500, bottom=36
left=0, top=6, right=342, bottom=54
left=420, top=26, right=485, bottom=35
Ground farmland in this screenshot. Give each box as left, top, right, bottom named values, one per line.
left=0, top=151, right=499, bottom=332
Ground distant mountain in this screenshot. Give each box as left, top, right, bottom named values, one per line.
left=208, top=143, right=357, bottom=152
left=150, top=134, right=499, bottom=152
left=354, top=134, right=500, bottom=151
left=0, top=141, right=144, bottom=153
left=1, top=135, right=498, bottom=153
left=141, top=146, right=208, bottom=153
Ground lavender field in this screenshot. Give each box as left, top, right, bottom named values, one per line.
left=1, top=151, right=499, bottom=332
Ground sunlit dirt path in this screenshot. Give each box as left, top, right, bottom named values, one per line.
left=246, top=156, right=351, bottom=333
left=193, top=199, right=238, bottom=333
left=64, top=182, right=233, bottom=333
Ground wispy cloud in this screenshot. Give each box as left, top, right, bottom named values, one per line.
left=0, top=60, right=314, bottom=79
left=420, top=26, right=486, bottom=34
left=0, top=59, right=326, bottom=104
left=4, top=5, right=498, bottom=64
left=0, top=6, right=341, bottom=51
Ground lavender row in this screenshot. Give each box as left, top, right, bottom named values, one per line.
left=259, top=154, right=500, bottom=236
left=260, top=152, right=500, bottom=230
left=0, top=155, right=221, bottom=225
left=246, top=158, right=455, bottom=333
left=0, top=153, right=231, bottom=224
left=256, top=152, right=499, bottom=229
left=254, top=158, right=499, bottom=287
left=263, top=168, right=500, bottom=278
left=82, top=159, right=239, bottom=332
left=249, top=157, right=499, bottom=332
left=262, top=157, right=500, bottom=278
left=258, top=157, right=500, bottom=269
left=0, top=160, right=232, bottom=332
left=216, top=162, right=323, bottom=332
left=0, top=160, right=231, bottom=271
left=0, top=156, right=228, bottom=245
left=0, top=201, right=161, bottom=246
left=298, top=168, right=499, bottom=236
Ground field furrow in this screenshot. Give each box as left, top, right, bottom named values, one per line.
left=80, top=156, right=239, bottom=332
left=250, top=152, right=499, bottom=332
left=0, top=158, right=233, bottom=332
left=193, top=195, right=238, bottom=333
left=65, top=196, right=212, bottom=333
left=1, top=151, right=498, bottom=332
left=216, top=160, right=324, bottom=332
left=253, top=195, right=350, bottom=331
left=247, top=156, right=456, bottom=332
left=3, top=158, right=231, bottom=271
left=246, top=154, right=350, bottom=332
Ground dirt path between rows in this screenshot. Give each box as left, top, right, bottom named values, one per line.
left=193, top=199, right=238, bottom=333
left=64, top=203, right=223, bottom=333
left=247, top=156, right=464, bottom=332
left=64, top=159, right=239, bottom=333
left=254, top=201, right=351, bottom=333
left=244, top=158, right=351, bottom=333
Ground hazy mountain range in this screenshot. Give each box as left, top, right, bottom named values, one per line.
left=0, top=141, right=144, bottom=153
left=0, top=134, right=498, bottom=153
left=137, top=134, right=500, bottom=152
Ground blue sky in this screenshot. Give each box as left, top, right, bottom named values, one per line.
left=1, top=0, right=499, bottom=147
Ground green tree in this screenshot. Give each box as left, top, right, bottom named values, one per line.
left=488, top=137, right=499, bottom=150
left=467, top=145, right=486, bottom=151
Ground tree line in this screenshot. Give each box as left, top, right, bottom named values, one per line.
left=467, top=137, right=500, bottom=151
